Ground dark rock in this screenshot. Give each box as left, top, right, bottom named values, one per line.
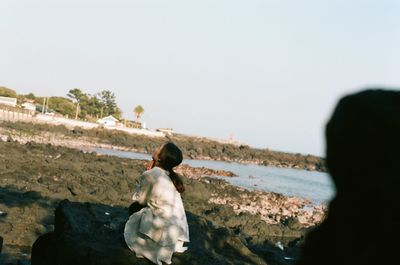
left=251, top=242, right=299, bottom=265
left=0, top=140, right=310, bottom=264
left=32, top=200, right=268, bottom=265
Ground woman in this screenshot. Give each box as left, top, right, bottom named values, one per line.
left=124, top=142, right=189, bottom=265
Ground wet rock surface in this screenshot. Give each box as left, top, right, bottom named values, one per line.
left=0, top=140, right=325, bottom=264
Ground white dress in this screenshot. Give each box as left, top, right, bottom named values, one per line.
left=124, top=167, right=190, bottom=265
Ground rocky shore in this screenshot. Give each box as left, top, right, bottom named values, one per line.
left=0, top=121, right=327, bottom=172
left=176, top=164, right=237, bottom=178
left=31, top=200, right=269, bottom=265
left=0, top=139, right=326, bottom=265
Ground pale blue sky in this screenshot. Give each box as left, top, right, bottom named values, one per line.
left=1, top=0, right=399, bottom=156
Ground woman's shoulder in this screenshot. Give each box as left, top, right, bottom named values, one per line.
left=143, top=167, right=168, bottom=178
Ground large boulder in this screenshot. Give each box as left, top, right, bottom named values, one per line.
left=31, top=200, right=268, bottom=265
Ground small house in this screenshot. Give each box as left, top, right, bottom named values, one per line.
left=97, top=115, right=119, bottom=127
left=22, top=102, right=36, bottom=112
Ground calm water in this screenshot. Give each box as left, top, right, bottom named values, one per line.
left=88, top=148, right=336, bottom=205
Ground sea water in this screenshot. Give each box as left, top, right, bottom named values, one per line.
left=88, top=148, right=336, bottom=205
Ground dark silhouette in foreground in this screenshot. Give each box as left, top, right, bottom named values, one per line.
left=297, top=89, right=400, bottom=265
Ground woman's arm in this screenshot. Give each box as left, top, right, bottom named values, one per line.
left=130, top=173, right=153, bottom=207
left=128, top=174, right=152, bottom=215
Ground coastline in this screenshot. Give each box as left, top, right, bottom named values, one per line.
left=0, top=120, right=327, bottom=172
left=0, top=138, right=326, bottom=264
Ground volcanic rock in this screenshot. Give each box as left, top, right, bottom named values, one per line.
left=31, top=200, right=268, bottom=265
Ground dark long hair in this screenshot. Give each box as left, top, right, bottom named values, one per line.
left=157, top=142, right=185, bottom=193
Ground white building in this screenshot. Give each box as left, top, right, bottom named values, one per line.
left=0, top=96, right=17, bottom=107
left=97, top=115, right=119, bottom=127
left=156, top=128, right=174, bottom=136
left=22, top=102, right=36, bottom=112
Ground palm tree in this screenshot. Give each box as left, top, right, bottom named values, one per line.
left=134, top=105, right=144, bottom=120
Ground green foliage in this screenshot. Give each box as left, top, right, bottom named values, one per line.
left=98, top=90, right=122, bottom=119
left=47, top=97, right=75, bottom=117
left=66, top=88, right=121, bottom=120
left=25, top=93, right=36, bottom=100
left=67, top=88, right=85, bottom=103
left=81, top=94, right=102, bottom=119
left=0, top=86, right=123, bottom=120
left=0, top=86, right=17, bottom=98
left=17, top=93, right=36, bottom=104
left=134, top=105, right=144, bottom=120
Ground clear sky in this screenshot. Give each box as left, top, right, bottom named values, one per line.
left=1, top=0, right=399, bottom=156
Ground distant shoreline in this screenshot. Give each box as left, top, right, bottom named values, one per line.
left=0, top=120, right=327, bottom=172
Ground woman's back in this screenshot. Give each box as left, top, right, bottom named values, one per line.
left=143, top=167, right=187, bottom=224
left=124, top=142, right=189, bottom=265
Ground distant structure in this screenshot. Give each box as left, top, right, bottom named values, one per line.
left=97, top=115, right=119, bottom=127
left=156, top=128, right=173, bottom=136
left=22, top=102, right=36, bottom=113
left=123, top=119, right=142, bottom=129
left=0, top=96, right=17, bottom=107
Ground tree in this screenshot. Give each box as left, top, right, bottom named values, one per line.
left=26, top=93, right=36, bottom=100
left=67, top=88, right=85, bottom=102
left=67, top=88, right=85, bottom=119
left=134, top=105, right=144, bottom=120
left=85, top=94, right=102, bottom=118
left=98, top=90, right=121, bottom=119
left=65, top=88, right=121, bottom=120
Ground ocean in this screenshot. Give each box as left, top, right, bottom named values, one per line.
left=88, top=148, right=336, bottom=205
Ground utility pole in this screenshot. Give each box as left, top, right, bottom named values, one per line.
left=42, top=98, right=46, bottom=114
left=75, top=102, right=80, bottom=120
left=45, top=97, right=49, bottom=113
